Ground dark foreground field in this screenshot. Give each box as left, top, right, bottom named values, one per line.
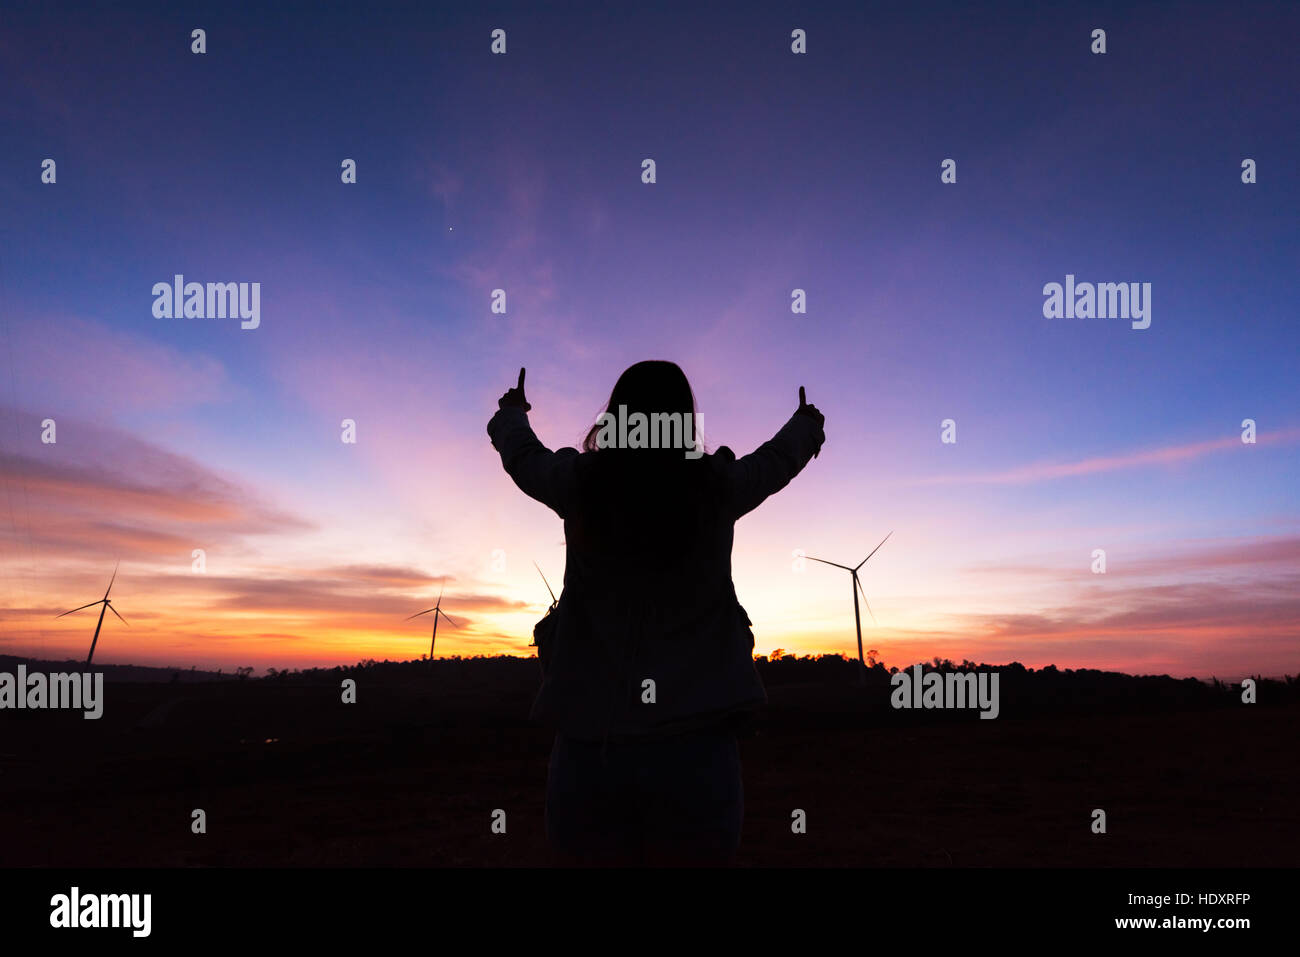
left=2, top=656, right=1295, bottom=867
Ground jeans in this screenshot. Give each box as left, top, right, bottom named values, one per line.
left=545, top=729, right=744, bottom=866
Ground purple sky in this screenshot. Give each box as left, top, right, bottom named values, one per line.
left=1, top=1, right=1297, bottom=678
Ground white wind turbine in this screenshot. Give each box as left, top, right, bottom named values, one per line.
left=406, top=585, right=459, bottom=663
left=56, top=561, right=129, bottom=666
left=807, top=532, right=892, bottom=685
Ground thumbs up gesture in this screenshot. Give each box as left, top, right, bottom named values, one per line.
left=796, top=386, right=823, bottom=428
left=796, top=386, right=824, bottom=457
left=499, top=367, right=532, bottom=412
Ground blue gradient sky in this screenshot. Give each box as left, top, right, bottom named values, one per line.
left=1, top=1, right=1297, bottom=677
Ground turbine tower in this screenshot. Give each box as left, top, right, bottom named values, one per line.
left=807, top=532, right=892, bottom=685
left=406, top=585, right=458, bottom=663
left=56, top=561, right=129, bottom=666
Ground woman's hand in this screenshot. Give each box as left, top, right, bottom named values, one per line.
left=796, top=386, right=824, bottom=457
left=498, top=367, right=532, bottom=412
left=796, top=386, right=823, bottom=428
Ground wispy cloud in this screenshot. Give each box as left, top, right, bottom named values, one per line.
left=0, top=409, right=311, bottom=561
left=6, top=314, right=233, bottom=415
left=207, top=574, right=527, bottom=618
left=321, top=565, right=453, bottom=588
left=954, top=576, right=1300, bottom=639
left=963, top=535, right=1300, bottom=580
left=916, top=427, right=1300, bottom=486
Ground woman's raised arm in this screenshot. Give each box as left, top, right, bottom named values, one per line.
left=720, top=386, right=825, bottom=520
left=487, top=368, right=579, bottom=517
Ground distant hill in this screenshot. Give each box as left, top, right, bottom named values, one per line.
left=0, top=654, right=228, bottom=683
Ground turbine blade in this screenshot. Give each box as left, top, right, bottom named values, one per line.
left=56, top=601, right=101, bottom=618
left=405, top=607, right=438, bottom=620
left=855, top=531, right=893, bottom=571
left=104, top=559, right=120, bottom=600
left=805, top=556, right=853, bottom=571
left=438, top=610, right=460, bottom=629
left=437, top=582, right=444, bottom=607
left=854, top=574, right=877, bottom=625
left=534, top=561, right=557, bottom=603
left=107, top=604, right=130, bottom=627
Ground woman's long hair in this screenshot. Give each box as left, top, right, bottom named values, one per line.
left=580, top=359, right=705, bottom=455
left=572, top=361, right=724, bottom=587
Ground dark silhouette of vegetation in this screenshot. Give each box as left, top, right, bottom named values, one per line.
left=2, top=653, right=1294, bottom=721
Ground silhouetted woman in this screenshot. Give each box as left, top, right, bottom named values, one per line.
left=488, top=361, right=824, bottom=866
